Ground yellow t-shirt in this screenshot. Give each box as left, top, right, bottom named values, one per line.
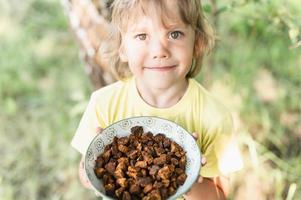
left=71, top=77, right=243, bottom=178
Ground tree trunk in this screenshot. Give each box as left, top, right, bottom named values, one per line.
left=61, top=0, right=116, bottom=90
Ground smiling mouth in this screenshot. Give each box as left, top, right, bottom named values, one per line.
left=144, top=65, right=176, bottom=71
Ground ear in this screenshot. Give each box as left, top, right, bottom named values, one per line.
left=119, top=44, right=128, bottom=62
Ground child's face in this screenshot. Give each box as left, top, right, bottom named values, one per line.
left=119, top=1, right=196, bottom=89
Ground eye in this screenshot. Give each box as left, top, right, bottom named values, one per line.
left=169, top=31, right=183, bottom=39
left=135, top=34, right=147, bottom=40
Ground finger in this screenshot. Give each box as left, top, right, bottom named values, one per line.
left=85, top=180, right=92, bottom=189
left=184, top=188, right=193, bottom=196
left=79, top=166, right=92, bottom=189
left=192, top=132, right=198, bottom=140
left=94, top=190, right=102, bottom=197
left=201, top=157, right=207, bottom=166
left=184, top=191, right=190, bottom=197
left=80, top=158, right=84, bottom=168
left=197, top=176, right=204, bottom=183
left=79, top=158, right=95, bottom=190
left=184, top=181, right=197, bottom=197
left=95, top=127, right=103, bottom=134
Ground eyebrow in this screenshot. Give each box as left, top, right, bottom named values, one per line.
left=129, top=22, right=188, bottom=33
left=128, top=26, right=147, bottom=33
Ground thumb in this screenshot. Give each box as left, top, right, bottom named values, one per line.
left=197, top=176, right=204, bottom=183
left=95, top=127, right=103, bottom=134
left=201, top=156, right=207, bottom=167
left=94, top=190, right=102, bottom=197
left=192, top=132, right=199, bottom=140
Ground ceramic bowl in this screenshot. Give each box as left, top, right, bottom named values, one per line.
left=85, top=116, right=201, bottom=199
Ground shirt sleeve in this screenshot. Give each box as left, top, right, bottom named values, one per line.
left=70, top=92, right=103, bottom=155
left=199, top=111, right=243, bottom=177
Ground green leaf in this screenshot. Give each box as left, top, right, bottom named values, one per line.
left=203, top=4, right=212, bottom=14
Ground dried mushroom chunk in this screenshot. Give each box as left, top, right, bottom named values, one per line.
left=94, top=126, right=188, bottom=200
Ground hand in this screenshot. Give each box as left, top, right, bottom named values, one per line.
left=192, top=132, right=207, bottom=183
left=93, top=127, right=104, bottom=197
left=79, top=127, right=103, bottom=197
left=184, top=132, right=207, bottom=195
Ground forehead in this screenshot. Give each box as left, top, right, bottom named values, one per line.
left=127, top=16, right=187, bottom=33
left=122, top=0, right=186, bottom=31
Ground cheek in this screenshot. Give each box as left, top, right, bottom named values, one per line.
left=185, top=44, right=195, bottom=64
left=127, top=55, right=143, bottom=74
left=127, top=45, right=146, bottom=64
left=174, top=46, right=194, bottom=63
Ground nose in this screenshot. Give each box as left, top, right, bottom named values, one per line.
left=150, top=37, right=170, bottom=59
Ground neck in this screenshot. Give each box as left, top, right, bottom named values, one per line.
left=135, top=78, right=189, bottom=108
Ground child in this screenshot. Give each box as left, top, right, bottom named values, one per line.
left=71, top=0, right=243, bottom=199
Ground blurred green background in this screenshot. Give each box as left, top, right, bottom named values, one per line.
left=0, top=0, right=300, bottom=199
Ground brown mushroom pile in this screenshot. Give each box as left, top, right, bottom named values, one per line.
left=94, top=126, right=187, bottom=200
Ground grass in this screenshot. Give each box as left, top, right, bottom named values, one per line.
left=0, top=0, right=300, bottom=199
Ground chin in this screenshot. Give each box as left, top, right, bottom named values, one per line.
left=147, top=78, right=177, bottom=89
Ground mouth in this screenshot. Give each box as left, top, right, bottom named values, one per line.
left=144, top=65, right=177, bottom=71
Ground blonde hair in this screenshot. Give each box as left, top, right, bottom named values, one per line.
left=101, top=0, right=215, bottom=80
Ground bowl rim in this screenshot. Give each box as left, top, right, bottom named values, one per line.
left=84, top=116, right=201, bottom=199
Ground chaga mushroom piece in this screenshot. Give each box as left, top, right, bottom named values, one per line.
left=176, top=173, right=187, bottom=186
left=95, top=156, right=105, bottom=168
left=141, top=169, right=148, bottom=177
left=114, top=168, right=124, bottom=179
left=178, top=156, right=186, bottom=170
left=118, top=144, right=129, bottom=153
left=153, top=154, right=167, bottom=166
left=154, top=146, right=166, bottom=156
left=127, top=166, right=142, bottom=179
left=149, top=165, right=160, bottom=178
left=122, top=191, right=131, bottom=200
left=163, top=138, right=171, bottom=148
left=116, top=160, right=128, bottom=171
left=140, top=133, right=151, bottom=144
left=135, top=160, right=148, bottom=168
left=118, top=136, right=129, bottom=145
left=112, top=137, right=119, bottom=154
left=116, top=177, right=128, bottom=188
left=143, top=189, right=162, bottom=200
left=129, top=183, right=141, bottom=194
left=154, top=133, right=165, bottom=143
left=175, top=168, right=185, bottom=175
left=142, top=152, right=153, bottom=165
left=168, top=186, right=176, bottom=196
left=143, top=184, right=153, bottom=193
left=102, top=149, right=112, bottom=163
left=137, top=176, right=153, bottom=187
left=162, top=179, right=170, bottom=188
left=94, top=126, right=188, bottom=200
left=117, top=157, right=129, bottom=165
left=157, top=165, right=173, bottom=180
left=127, top=149, right=139, bottom=160
left=143, top=145, right=155, bottom=156
left=105, top=161, right=116, bottom=175
left=160, top=187, right=169, bottom=199
left=115, top=187, right=125, bottom=198
left=104, top=183, right=116, bottom=196
left=94, top=167, right=106, bottom=178
left=170, top=141, right=184, bottom=154
left=170, top=158, right=179, bottom=166
left=153, top=181, right=164, bottom=189
left=103, top=174, right=115, bottom=184
left=131, top=126, right=144, bottom=135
